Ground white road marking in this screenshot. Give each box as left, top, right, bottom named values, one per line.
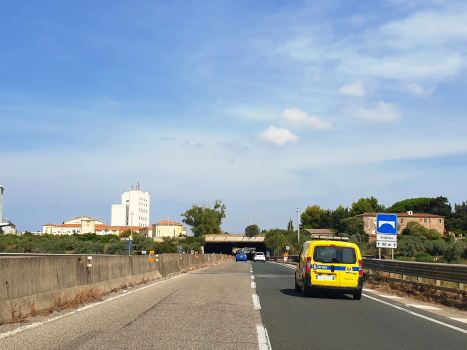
left=252, top=294, right=261, bottom=309
left=363, top=288, right=374, bottom=292
left=0, top=264, right=219, bottom=340
left=256, top=324, right=272, bottom=350
left=451, top=318, right=467, bottom=324
left=406, top=304, right=441, bottom=310
left=380, top=295, right=404, bottom=300
left=251, top=282, right=256, bottom=289
left=364, top=294, right=467, bottom=335
left=251, top=276, right=255, bottom=280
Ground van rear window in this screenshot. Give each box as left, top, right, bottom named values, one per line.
left=313, top=246, right=356, bottom=264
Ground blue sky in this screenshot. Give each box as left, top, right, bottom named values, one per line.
left=1, top=0, right=467, bottom=233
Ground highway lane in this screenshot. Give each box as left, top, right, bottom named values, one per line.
left=0, top=262, right=262, bottom=350
left=252, top=262, right=467, bottom=350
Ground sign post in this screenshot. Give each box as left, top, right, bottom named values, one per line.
left=376, top=214, right=397, bottom=259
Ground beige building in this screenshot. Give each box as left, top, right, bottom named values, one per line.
left=43, top=215, right=141, bottom=235
left=356, top=212, right=445, bottom=236
left=152, top=220, right=187, bottom=238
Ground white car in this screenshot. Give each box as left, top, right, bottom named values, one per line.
left=253, top=252, right=266, bottom=262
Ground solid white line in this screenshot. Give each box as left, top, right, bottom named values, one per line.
left=451, top=318, right=467, bottom=324
left=363, top=294, right=467, bottom=335
left=251, top=276, right=255, bottom=280
left=252, top=294, right=261, bottom=310
left=0, top=264, right=221, bottom=340
left=256, top=324, right=272, bottom=350
left=406, top=304, right=441, bottom=310
left=380, top=295, right=404, bottom=300
left=251, top=282, right=256, bottom=289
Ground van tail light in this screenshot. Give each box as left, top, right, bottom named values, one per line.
left=358, top=259, right=363, bottom=276
left=306, top=257, right=312, bottom=272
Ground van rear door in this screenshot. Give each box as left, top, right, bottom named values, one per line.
left=311, top=245, right=340, bottom=287
left=337, top=246, right=359, bottom=287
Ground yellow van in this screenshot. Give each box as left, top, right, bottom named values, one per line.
left=294, top=236, right=363, bottom=300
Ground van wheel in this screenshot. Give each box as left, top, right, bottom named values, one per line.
left=353, top=291, right=362, bottom=300
left=295, top=277, right=301, bottom=292
left=302, top=280, right=310, bottom=297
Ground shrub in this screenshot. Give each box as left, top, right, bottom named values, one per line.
left=414, top=252, right=434, bottom=263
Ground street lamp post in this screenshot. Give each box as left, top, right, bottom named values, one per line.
left=130, top=211, right=134, bottom=256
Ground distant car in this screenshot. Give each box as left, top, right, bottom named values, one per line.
left=253, top=252, right=266, bottom=262
left=236, top=251, right=247, bottom=262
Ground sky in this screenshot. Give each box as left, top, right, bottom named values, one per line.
left=1, top=0, right=467, bottom=233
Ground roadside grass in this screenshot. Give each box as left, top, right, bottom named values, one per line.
left=364, top=278, right=467, bottom=311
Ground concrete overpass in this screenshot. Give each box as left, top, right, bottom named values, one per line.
left=203, top=234, right=266, bottom=254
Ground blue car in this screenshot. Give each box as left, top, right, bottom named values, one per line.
left=236, top=251, right=247, bottom=262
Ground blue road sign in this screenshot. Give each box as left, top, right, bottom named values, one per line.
left=377, top=214, right=397, bottom=234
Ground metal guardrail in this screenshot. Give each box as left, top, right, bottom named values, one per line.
left=363, top=258, right=467, bottom=294
left=363, top=258, right=467, bottom=284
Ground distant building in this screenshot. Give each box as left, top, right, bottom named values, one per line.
left=0, top=185, right=4, bottom=222
left=0, top=185, right=17, bottom=235
left=304, top=229, right=337, bottom=238
left=43, top=215, right=141, bottom=235
left=111, top=183, right=150, bottom=228
left=152, top=220, right=187, bottom=238
left=356, top=212, right=445, bottom=236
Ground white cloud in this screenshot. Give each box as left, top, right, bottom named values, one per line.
left=258, top=126, right=298, bottom=145
left=182, top=139, right=204, bottom=147
left=281, top=108, right=332, bottom=129
left=340, top=81, right=365, bottom=96
left=406, top=83, right=429, bottom=96
left=354, top=101, right=401, bottom=122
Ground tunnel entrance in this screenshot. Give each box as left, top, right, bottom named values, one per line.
left=203, top=234, right=267, bottom=256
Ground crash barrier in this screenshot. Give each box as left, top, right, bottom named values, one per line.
left=266, top=255, right=299, bottom=262
left=363, top=258, right=467, bottom=295
left=0, top=253, right=231, bottom=324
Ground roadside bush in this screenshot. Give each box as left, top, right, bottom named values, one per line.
left=414, top=252, right=434, bottom=263
left=425, top=240, right=447, bottom=256
left=397, top=236, right=427, bottom=257
left=443, top=245, right=464, bottom=264
left=105, top=241, right=126, bottom=255
left=74, top=241, right=105, bottom=254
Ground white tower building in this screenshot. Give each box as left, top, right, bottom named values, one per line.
left=111, top=182, right=150, bottom=228
left=0, top=185, right=4, bottom=222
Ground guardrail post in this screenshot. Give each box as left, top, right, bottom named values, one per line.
left=459, top=283, right=464, bottom=291
left=436, top=280, right=441, bottom=286
left=402, top=275, right=407, bottom=281
left=417, top=277, right=422, bottom=283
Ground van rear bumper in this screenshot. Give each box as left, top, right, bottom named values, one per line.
left=305, top=273, right=363, bottom=293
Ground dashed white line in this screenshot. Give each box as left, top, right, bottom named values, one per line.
left=252, top=294, right=261, bottom=309
left=251, top=276, right=255, bottom=280
left=256, top=324, right=272, bottom=350
left=251, top=282, right=256, bottom=289
left=364, top=294, right=467, bottom=335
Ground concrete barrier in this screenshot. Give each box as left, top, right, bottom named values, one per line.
left=0, top=253, right=231, bottom=324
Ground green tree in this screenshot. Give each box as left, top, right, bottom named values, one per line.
left=389, top=196, right=452, bottom=217
left=300, top=205, right=326, bottom=229
left=121, top=229, right=139, bottom=237
left=265, top=234, right=289, bottom=256
left=401, top=221, right=442, bottom=240
left=349, top=197, right=385, bottom=216
left=287, top=219, right=294, bottom=231
left=245, top=224, right=260, bottom=237
left=181, top=200, right=226, bottom=237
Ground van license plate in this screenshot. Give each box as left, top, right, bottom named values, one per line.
left=315, top=275, right=335, bottom=280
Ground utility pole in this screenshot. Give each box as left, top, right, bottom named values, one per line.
left=130, top=211, right=134, bottom=256
left=297, top=208, right=300, bottom=244
left=249, top=216, right=251, bottom=226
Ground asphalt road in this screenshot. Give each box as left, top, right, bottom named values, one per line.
left=252, top=261, right=467, bottom=350
left=0, top=262, right=262, bottom=350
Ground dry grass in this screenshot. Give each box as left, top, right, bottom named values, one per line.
left=52, top=287, right=103, bottom=311
left=365, top=278, right=467, bottom=311
left=9, top=303, right=27, bottom=324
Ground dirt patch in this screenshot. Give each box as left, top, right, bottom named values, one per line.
left=364, top=277, right=467, bottom=311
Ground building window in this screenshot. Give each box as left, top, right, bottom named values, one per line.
left=424, top=218, right=428, bottom=223
left=401, top=218, right=405, bottom=223
left=439, top=219, right=442, bottom=223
